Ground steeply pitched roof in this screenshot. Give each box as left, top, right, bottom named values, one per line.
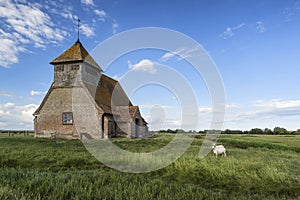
left=84, top=74, right=133, bottom=114
left=34, top=75, right=148, bottom=125
left=33, top=82, right=54, bottom=115
left=113, top=106, right=138, bottom=122
left=50, top=40, right=101, bottom=69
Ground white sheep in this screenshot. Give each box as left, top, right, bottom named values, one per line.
left=212, top=143, right=227, bottom=157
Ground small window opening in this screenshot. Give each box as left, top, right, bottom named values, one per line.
left=55, top=65, right=64, bottom=72
left=62, top=112, right=73, bottom=125
left=71, top=65, right=79, bottom=70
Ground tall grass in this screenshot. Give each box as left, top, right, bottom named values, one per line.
left=0, top=134, right=299, bottom=199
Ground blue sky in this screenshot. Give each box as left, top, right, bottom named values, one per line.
left=0, top=0, right=300, bottom=131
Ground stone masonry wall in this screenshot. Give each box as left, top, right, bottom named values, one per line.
left=35, top=87, right=77, bottom=138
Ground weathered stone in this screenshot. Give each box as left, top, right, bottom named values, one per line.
left=33, top=40, right=148, bottom=139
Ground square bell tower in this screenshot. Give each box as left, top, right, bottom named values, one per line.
left=50, top=39, right=102, bottom=87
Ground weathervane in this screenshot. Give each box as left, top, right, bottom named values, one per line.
left=77, top=18, right=80, bottom=41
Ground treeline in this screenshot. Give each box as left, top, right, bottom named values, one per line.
left=158, top=129, right=187, bottom=134
left=158, top=127, right=300, bottom=135
left=221, top=127, right=300, bottom=135
left=0, top=130, right=34, bottom=134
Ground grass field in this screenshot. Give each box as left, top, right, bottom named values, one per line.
left=0, top=133, right=299, bottom=199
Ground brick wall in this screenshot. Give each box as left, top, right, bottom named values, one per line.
left=35, top=87, right=104, bottom=139
left=35, top=87, right=77, bottom=138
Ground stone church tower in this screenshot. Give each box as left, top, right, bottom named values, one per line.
left=33, top=39, right=148, bottom=139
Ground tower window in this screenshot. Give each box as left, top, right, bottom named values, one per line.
left=71, top=64, right=79, bottom=70
left=55, top=65, right=64, bottom=72
left=62, top=112, right=73, bottom=125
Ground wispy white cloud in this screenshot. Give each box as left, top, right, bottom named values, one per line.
left=139, top=98, right=300, bottom=131
left=21, top=104, right=38, bottom=122
left=4, top=102, right=14, bottom=108
left=198, top=103, right=240, bottom=114
left=146, top=105, right=166, bottom=130
left=256, top=21, right=266, bottom=33
left=283, top=0, right=300, bottom=21
left=226, top=103, right=241, bottom=109
left=0, top=102, right=38, bottom=129
left=161, top=49, right=185, bottom=62
left=220, top=22, right=245, bottom=39
left=30, top=90, right=46, bottom=96
left=46, top=2, right=77, bottom=22
left=142, top=103, right=233, bottom=130
left=221, top=27, right=234, bottom=39
left=221, top=99, right=300, bottom=130
left=112, top=22, right=119, bottom=34
left=141, top=99, right=300, bottom=131
left=0, top=0, right=116, bottom=67
left=254, top=99, right=300, bottom=110
left=0, top=0, right=68, bottom=67
left=198, top=106, right=212, bottom=113
left=144, top=116, right=181, bottom=131
left=194, top=100, right=300, bottom=130
left=81, top=0, right=95, bottom=6
left=94, top=9, right=106, bottom=20
left=0, top=29, right=27, bottom=67
left=0, top=90, right=12, bottom=97
left=80, top=23, right=95, bottom=37
left=0, top=108, right=10, bottom=115
left=2, top=2, right=66, bottom=46
left=128, top=59, right=157, bottom=74
left=0, top=122, right=7, bottom=127
left=160, top=46, right=201, bottom=62
left=60, top=12, right=76, bottom=20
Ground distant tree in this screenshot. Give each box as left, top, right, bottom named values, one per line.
left=249, top=128, right=263, bottom=135
left=161, top=127, right=299, bottom=135
left=290, top=129, right=300, bottom=135
left=264, top=128, right=273, bottom=135
left=222, top=129, right=243, bottom=134
left=175, top=129, right=185, bottom=133
left=222, top=129, right=232, bottom=134
left=158, top=129, right=171, bottom=133
left=273, top=127, right=288, bottom=135
left=232, top=130, right=243, bottom=134
left=166, top=129, right=175, bottom=133
left=158, top=129, right=179, bottom=133
left=205, top=130, right=222, bottom=134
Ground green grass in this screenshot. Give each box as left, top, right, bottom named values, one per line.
left=219, top=134, right=300, bottom=152
left=0, top=134, right=299, bottom=199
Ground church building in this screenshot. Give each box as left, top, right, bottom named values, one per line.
left=33, top=39, right=148, bottom=139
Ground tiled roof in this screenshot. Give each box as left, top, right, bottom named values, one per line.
left=113, top=106, right=138, bottom=122
left=35, top=40, right=148, bottom=127
left=129, top=106, right=138, bottom=118
left=50, top=40, right=101, bottom=69
left=82, top=75, right=148, bottom=124
left=84, top=75, right=133, bottom=114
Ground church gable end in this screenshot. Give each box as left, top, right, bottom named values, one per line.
left=33, top=39, right=149, bottom=139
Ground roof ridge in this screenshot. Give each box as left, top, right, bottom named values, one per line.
left=101, top=74, right=116, bottom=81
left=77, top=40, right=87, bottom=60
left=78, top=41, right=84, bottom=59
left=50, top=40, right=101, bottom=70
